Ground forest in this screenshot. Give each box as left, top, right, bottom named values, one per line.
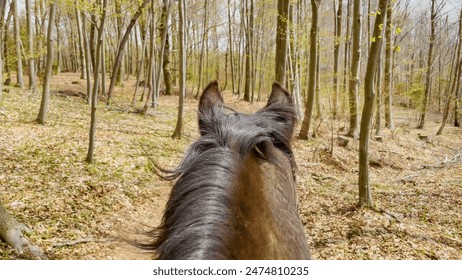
left=0, top=0, right=461, bottom=260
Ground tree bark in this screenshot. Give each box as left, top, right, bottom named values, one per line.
left=36, top=2, right=56, bottom=125
left=437, top=8, right=462, bottom=135
left=417, top=0, right=437, bottom=129
left=81, top=10, right=92, bottom=102
left=298, top=0, right=320, bottom=140
left=227, top=0, right=236, bottom=95
left=141, top=0, right=157, bottom=114
left=161, top=0, right=173, bottom=96
left=347, top=0, right=361, bottom=138
left=75, top=6, right=87, bottom=79
left=0, top=0, right=5, bottom=104
left=150, top=0, right=171, bottom=109
left=0, top=202, right=47, bottom=259
left=243, top=0, right=254, bottom=102
left=13, top=0, right=24, bottom=89
left=86, top=0, right=108, bottom=163
left=172, top=0, right=187, bottom=138
left=194, top=0, right=209, bottom=98
left=275, top=0, right=290, bottom=85
left=332, top=0, right=343, bottom=118
left=384, top=1, right=394, bottom=128
left=358, top=0, right=388, bottom=208
left=26, top=0, right=36, bottom=92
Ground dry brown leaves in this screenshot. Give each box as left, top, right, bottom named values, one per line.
left=0, top=73, right=461, bottom=259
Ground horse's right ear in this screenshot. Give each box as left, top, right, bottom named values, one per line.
left=198, top=81, right=223, bottom=135
left=266, top=82, right=293, bottom=107
left=198, top=81, right=223, bottom=114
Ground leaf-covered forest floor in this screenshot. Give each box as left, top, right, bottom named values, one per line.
left=0, top=73, right=461, bottom=260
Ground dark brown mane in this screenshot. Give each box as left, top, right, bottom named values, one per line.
left=139, top=81, right=310, bottom=259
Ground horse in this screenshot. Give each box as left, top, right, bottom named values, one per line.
left=141, top=81, right=311, bottom=259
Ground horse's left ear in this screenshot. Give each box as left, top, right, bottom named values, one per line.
left=199, top=81, right=223, bottom=114
left=266, top=82, right=294, bottom=107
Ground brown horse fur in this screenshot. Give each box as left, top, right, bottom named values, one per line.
left=139, top=81, right=311, bottom=259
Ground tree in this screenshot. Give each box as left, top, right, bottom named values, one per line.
left=298, top=0, right=320, bottom=140
left=437, top=8, right=462, bottom=135
left=172, top=0, right=187, bottom=139
left=0, top=202, right=47, bottom=259
left=26, top=0, right=36, bottom=92
left=36, top=1, right=57, bottom=125
left=275, top=0, right=290, bottom=85
left=227, top=0, right=236, bottom=95
left=358, top=0, right=388, bottom=208
left=243, top=0, right=254, bottom=102
left=86, top=0, right=108, bottom=163
left=194, top=0, right=209, bottom=99
left=383, top=0, right=394, bottom=129
left=417, top=0, right=442, bottom=129
left=347, top=0, right=361, bottom=138
left=106, top=0, right=150, bottom=104
left=81, top=9, right=93, bottom=101
left=332, top=0, right=343, bottom=118
left=0, top=0, right=6, bottom=105
left=75, top=5, right=86, bottom=79
left=149, top=0, right=171, bottom=109
left=162, top=0, right=173, bottom=96
left=12, top=0, right=24, bottom=89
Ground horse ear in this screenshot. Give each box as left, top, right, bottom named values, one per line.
left=262, top=82, right=296, bottom=139
left=198, top=81, right=223, bottom=135
left=266, top=82, right=293, bottom=107
left=198, top=81, right=223, bottom=114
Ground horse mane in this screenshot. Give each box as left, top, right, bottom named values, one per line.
left=140, top=85, right=298, bottom=259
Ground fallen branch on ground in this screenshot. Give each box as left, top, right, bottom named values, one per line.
left=52, top=237, right=115, bottom=248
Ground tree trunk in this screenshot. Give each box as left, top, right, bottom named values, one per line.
left=81, top=11, right=92, bottom=102
left=347, top=0, right=361, bottom=138
left=375, top=46, right=383, bottom=136
left=343, top=0, right=351, bottom=96
left=133, top=20, right=150, bottom=105
left=172, top=0, right=186, bottom=139
left=106, top=0, right=150, bottom=104
left=438, top=8, right=462, bottom=135
left=75, top=7, right=87, bottom=79
left=0, top=202, right=47, bottom=259
left=194, top=0, right=209, bottom=98
left=0, top=0, right=5, bottom=104
left=298, top=0, right=320, bottom=140
left=55, top=11, right=61, bottom=75
left=384, top=1, right=394, bottom=128
left=161, top=0, right=173, bottom=96
left=227, top=0, right=236, bottom=95
left=26, top=0, right=36, bottom=92
left=86, top=0, right=107, bottom=163
left=275, top=0, right=290, bottom=85
left=332, top=0, right=343, bottom=118
left=13, top=0, right=24, bottom=89
left=358, top=0, right=388, bottom=208
left=243, top=0, right=254, bottom=102
left=150, top=0, right=171, bottom=109
left=417, top=0, right=437, bottom=129
left=315, top=33, right=322, bottom=120
left=36, top=2, right=56, bottom=125
left=3, top=4, right=12, bottom=87
left=141, top=0, right=157, bottom=114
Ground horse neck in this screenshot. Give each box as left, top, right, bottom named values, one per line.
left=155, top=148, right=240, bottom=259
left=230, top=148, right=310, bottom=259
